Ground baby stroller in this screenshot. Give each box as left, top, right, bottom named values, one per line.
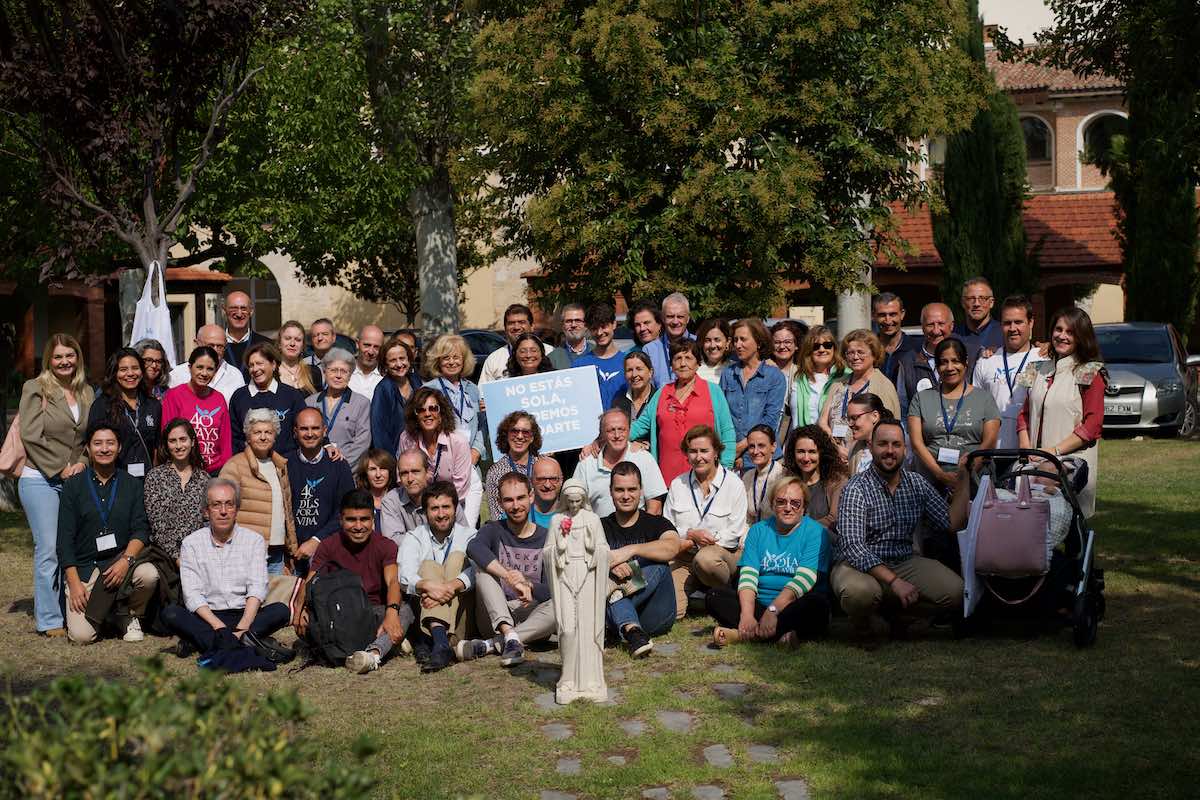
left=962, top=448, right=1105, bottom=647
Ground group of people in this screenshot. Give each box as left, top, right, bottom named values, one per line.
left=15, top=278, right=1107, bottom=670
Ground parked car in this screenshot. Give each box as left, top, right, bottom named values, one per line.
left=460, top=328, right=507, bottom=383
left=1095, top=323, right=1199, bottom=437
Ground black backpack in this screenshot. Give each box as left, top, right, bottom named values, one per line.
left=305, top=565, right=377, bottom=665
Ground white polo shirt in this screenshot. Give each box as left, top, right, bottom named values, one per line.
left=572, top=446, right=668, bottom=518
left=168, top=360, right=246, bottom=404
left=972, top=346, right=1049, bottom=448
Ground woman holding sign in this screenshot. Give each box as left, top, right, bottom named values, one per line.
left=817, top=330, right=899, bottom=459
left=505, top=332, right=556, bottom=378
left=907, top=338, right=1000, bottom=493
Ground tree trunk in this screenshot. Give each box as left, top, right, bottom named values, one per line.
left=408, top=165, right=459, bottom=338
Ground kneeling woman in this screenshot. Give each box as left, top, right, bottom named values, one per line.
left=707, top=477, right=831, bottom=647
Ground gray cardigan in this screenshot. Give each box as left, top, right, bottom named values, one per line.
left=305, top=389, right=372, bottom=467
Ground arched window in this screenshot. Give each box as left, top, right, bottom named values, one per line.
left=1021, top=117, right=1051, bottom=162
left=1083, top=113, right=1128, bottom=169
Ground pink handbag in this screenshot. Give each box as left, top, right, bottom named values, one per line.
left=974, top=476, right=1051, bottom=577
left=0, top=413, right=26, bottom=478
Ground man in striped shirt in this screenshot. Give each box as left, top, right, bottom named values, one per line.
left=831, top=419, right=971, bottom=636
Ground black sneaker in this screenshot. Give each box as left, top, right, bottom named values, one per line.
left=423, top=643, right=454, bottom=673
left=412, top=638, right=433, bottom=667
left=499, top=638, right=525, bottom=667
left=624, top=626, right=653, bottom=658
left=175, top=638, right=197, bottom=659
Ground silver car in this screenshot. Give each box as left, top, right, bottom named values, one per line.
left=1096, top=323, right=1199, bottom=437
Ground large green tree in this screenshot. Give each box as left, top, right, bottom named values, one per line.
left=999, top=0, right=1200, bottom=340
left=0, top=0, right=303, bottom=336
left=933, top=0, right=1034, bottom=313
left=351, top=0, right=489, bottom=335
left=189, top=0, right=440, bottom=324
left=468, top=0, right=986, bottom=318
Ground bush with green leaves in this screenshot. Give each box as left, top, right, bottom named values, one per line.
left=0, top=658, right=376, bottom=799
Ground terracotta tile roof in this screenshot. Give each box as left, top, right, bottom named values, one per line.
left=987, top=49, right=1123, bottom=94
left=166, top=266, right=233, bottom=282
left=875, top=191, right=1122, bottom=272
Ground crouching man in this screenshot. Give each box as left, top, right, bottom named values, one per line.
left=162, top=479, right=291, bottom=656
left=294, top=489, right=413, bottom=673
left=457, top=472, right=554, bottom=666
left=398, top=481, right=476, bottom=673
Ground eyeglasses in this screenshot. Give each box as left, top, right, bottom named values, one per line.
left=963, top=295, right=993, bottom=304
left=813, top=341, right=835, bottom=351
left=774, top=340, right=796, bottom=348
left=509, top=428, right=534, bottom=439
left=534, top=476, right=562, bottom=483
left=208, top=501, right=237, bottom=510
left=419, top=405, right=442, bottom=414
left=846, top=411, right=871, bottom=423
left=773, top=498, right=804, bottom=510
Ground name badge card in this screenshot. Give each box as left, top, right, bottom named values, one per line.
left=95, top=533, right=118, bottom=551
left=127, top=463, right=145, bottom=478
left=832, top=424, right=850, bottom=439
left=937, top=447, right=961, bottom=465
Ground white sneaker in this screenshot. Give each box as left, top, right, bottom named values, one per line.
left=122, top=617, right=144, bottom=643
left=345, top=649, right=381, bottom=674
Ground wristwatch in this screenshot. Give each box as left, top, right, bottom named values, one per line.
left=766, top=604, right=778, bottom=614
left=125, top=555, right=136, bottom=567
left=386, top=603, right=403, bottom=613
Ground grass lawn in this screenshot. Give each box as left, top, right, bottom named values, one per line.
left=1, top=439, right=1197, bottom=799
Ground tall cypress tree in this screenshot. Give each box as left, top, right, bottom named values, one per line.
left=932, top=0, right=1035, bottom=314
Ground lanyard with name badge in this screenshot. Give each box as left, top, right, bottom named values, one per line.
left=507, top=455, right=532, bottom=478
left=937, top=386, right=967, bottom=465
left=123, top=399, right=150, bottom=477
left=834, top=375, right=871, bottom=439
left=689, top=467, right=726, bottom=524
left=1001, top=347, right=1032, bottom=395
left=319, top=391, right=349, bottom=431
left=87, top=468, right=121, bottom=552
left=439, top=378, right=469, bottom=422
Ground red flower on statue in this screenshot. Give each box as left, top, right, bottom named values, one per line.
left=559, top=517, right=573, bottom=537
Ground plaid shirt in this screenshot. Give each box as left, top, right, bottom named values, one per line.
left=834, top=466, right=949, bottom=573
left=179, top=525, right=268, bottom=612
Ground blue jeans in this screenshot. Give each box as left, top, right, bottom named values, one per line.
left=266, top=545, right=286, bottom=576
left=607, top=562, right=676, bottom=639
left=18, top=472, right=64, bottom=631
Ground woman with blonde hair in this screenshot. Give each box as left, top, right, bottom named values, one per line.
left=18, top=333, right=95, bottom=636
left=423, top=333, right=486, bottom=526
left=818, top=329, right=900, bottom=457
left=276, top=320, right=324, bottom=395
left=792, top=325, right=846, bottom=428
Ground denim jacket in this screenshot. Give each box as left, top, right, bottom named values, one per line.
left=719, top=361, right=787, bottom=461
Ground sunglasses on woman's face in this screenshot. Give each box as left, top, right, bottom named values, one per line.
left=774, top=498, right=804, bottom=510
left=813, top=341, right=835, bottom=351
left=509, top=428, right=534, bottom=439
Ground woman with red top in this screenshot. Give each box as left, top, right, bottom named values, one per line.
left=161, top=346, right=233, bottom=474
left=630, top=339, right=736, bottom=485
left=1017, top=307, right=1107, bottom=517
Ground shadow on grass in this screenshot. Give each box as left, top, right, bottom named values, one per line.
left=724, top=578, right=1197, bottom=800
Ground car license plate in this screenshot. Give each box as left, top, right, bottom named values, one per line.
left=1105, top=401, right=1138, bottom=415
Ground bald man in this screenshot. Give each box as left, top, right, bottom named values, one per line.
left=222, top=291, right=272, bottom=371
left=167, top=323, right=247, bottom=403
left=348, top=324, right=386, bottom=397
left=894, top=302, right=972, bottom=419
